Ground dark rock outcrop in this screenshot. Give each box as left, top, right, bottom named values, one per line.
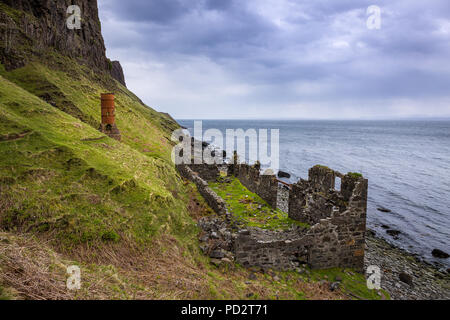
left=0, top=0, right=126, bottom=85
left=399, top=272, right=413, bottom=286
left=111, top=60, right=126, bottom=87
left=432, top=249, right=449, bottom=259
left=386, top=229, right=401, bottom=239
left=0, top=0, right=109, bottom=71
left=277, top=170, right=291, bottom=179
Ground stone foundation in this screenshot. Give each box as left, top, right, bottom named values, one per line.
left=99, top=123, right=121, bottom=141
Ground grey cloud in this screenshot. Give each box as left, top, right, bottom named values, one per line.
left=98, top=0, right=450, bottom=119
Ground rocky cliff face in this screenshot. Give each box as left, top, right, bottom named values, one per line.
left=111, top=60, right=126, bottom=87
left=0, top=0, right=124, bottom=84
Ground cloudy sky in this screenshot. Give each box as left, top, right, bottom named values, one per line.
left=98, top=0, right=450, bottom=119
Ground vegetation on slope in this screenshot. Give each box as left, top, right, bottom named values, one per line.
left=210, top=177, right=309, bottom=230
left=0, top=63, right=189, bottom=248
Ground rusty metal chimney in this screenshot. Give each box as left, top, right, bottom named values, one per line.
left=99, top=93, right=121, bottom=141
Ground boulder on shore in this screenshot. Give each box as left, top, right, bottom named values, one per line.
left=277, top=170, right=291, bottom=179
left=432, top=249, right=449, bottom=259
left=399, top=272, right=413, bottom=286
left=386, top=230, right=401, bottom=237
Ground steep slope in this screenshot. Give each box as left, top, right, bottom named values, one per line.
left=0, top=0, right=108, bottom=71
left=0, top=1, right=384, bottom=300
left=0, top=68, right=191, bottom=246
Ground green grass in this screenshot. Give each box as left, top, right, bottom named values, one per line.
left=312, top=164, right=332, bottom=171
left=0, top=284, right=11, bottom=300
left=0, top=2, right=34, bottom=24
left=308, top=268, right=390, bottom=300
left=0, top=53, right=178, bottom=162
left=209, top=177, right=309, bottom=231
left=347, top=172, right=363, bottom=178
left=0, top=56, right=196, bottom=251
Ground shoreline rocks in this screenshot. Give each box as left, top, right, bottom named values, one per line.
left=432, top=249, right=449, bottom=259
left=386, top=229, right=401, bottom=239
left=365, top=234, right=450, bottom=300
left=277, top=170, right=291, bottom=179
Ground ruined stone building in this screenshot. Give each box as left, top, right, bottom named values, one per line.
left=177, top=160, right=368, bottom=273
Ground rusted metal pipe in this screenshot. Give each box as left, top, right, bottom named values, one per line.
left=276, top=179, right=292, bottom=188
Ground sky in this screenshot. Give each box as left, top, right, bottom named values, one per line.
left=98, top=0, right=450, bottom=120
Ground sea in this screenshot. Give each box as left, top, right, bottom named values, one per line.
left=177, top=119, right=450, bottom=268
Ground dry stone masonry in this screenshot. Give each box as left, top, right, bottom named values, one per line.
left=177, top=159, right=368, bottom=273
left=230, top=162, right=278, bottom=209
left=177, top=164, right=227, bottom=216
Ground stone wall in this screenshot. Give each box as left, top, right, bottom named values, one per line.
left=276, top=184, right=290, bottom=213
left=232, top=165, right=368, bottom=272
left=288, top=165, right=347, bottom=225
left=309, top=165, right=336, bottom=193
left=233, top=176, right=367, bottom=272
left=176, top=165, right=227, bottom=215
left=234, top=228, right=311, bottom=271
left=231, top=163, right=278, bottom=208
left=306, top=177, right=368, bottom=271
left=187, top=164, right=221, bottom=182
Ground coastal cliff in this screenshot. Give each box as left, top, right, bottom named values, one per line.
left=0, top=0, right=125, bottom=86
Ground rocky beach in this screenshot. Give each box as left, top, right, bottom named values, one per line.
left=365, top=233, right=449, bottom=300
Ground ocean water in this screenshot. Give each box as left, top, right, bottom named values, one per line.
left=178, top=119, right=450, bottom=268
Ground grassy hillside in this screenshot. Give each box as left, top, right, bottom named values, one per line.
left=0, top=54, right=189, bottom=247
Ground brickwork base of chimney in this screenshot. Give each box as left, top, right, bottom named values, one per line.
left=99, top=123, right=121, bottom=141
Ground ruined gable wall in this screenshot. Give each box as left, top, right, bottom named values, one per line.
left=306, top=176, right=368, bottom=271
left=288, top=166, right=346, bottom=226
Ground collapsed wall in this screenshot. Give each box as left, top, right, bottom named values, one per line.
left=234, top=228, right=312, bottom=271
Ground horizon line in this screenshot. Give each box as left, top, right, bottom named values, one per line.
left=174, top=117, right=450, bottom=121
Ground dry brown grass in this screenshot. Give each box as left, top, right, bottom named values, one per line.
left=62, top=235, right=212, bottom=299
left=0, top=230, right=348, bottom=300
left=0, top=232, right=73, bottom=300
left=0, top=190, right=349, bottom=300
